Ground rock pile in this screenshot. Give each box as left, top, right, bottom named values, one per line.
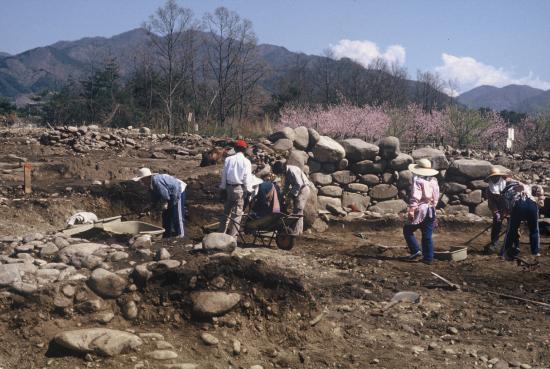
left=266, top=126, right=547, bottom=224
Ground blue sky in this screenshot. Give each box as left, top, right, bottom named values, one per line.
left=1, top=0, right=549, bottom=92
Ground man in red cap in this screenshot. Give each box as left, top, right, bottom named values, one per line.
left=219, top=139, right=253, bottom=237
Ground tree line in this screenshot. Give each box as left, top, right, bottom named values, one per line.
left=5, top=0, right=457, bottom=133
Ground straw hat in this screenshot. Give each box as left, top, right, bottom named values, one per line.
left=132, top=167, right=155, bottom=181
left=408, top=158, right=438, bottom=177
left=485, top=166, right=509, bottom=180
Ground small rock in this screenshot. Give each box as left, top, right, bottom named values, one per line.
left=155, top=248, right=171, bottom=261
left=146, top=350, right=178, bottom=360
left=94, top=311, right=115, bottom=324
left=443, top=348, right=456, bottom=355
left=191, top=291, right=241, bottom=317
left=200, top=333, right=219, bottom=346
left=232, top=339, right=241, bottom=355
left=156, top=341, right=174, bottom=350
left=88, top=268, right=127, bottom=298
left=123, top=301, right=138, bottom=320
left=447, top=326, right=459, bottom=335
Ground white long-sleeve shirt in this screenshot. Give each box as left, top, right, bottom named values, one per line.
left=284, top=165, right=310, bottom=197
left=220, top=152, right=253, bottom=192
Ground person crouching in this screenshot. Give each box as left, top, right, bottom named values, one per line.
left=502, top=181, right=544, bottom=260
left=272, top=161, right=310, bottom=236
left=133, top=168, right=187, bottom=238
left=403, top=159, right=440, bottom=265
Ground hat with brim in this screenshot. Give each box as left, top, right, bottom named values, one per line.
left=485, top=166, right=509, bottom=180
left=408, top=158, right=439, bottom=177
left=132, top=167, right=155, bottom=181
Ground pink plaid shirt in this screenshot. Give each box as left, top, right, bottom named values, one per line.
left=408, top=176, right=440, bottom=225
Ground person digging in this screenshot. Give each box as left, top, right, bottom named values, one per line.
left=501, top=180, right=544, bottom=261
left=133, top=167, right=187, bottom=239
left=403, top=158, right=440, bottom=265
left=484, top=167, right=516, bottom=254
left=272, top=161, right=310, bottom=236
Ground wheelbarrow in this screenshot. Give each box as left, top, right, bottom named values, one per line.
left=203, top=212, right=302, bottom=250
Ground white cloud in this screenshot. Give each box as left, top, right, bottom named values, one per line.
left=330, top=39, right=406, bottom=66
left=435, top=53, right=550, bottom=92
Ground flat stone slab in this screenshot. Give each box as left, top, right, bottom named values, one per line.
left=53, top=328, right=143, bottom=356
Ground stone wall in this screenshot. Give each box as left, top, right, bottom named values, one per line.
left=267, top=126, right=549, bottom=224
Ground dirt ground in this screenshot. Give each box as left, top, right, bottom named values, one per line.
left=0, top=128, right=549, bottom=369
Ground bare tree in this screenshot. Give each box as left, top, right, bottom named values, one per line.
left=144, top=0, right=196, bottom=134
left=415, top=70, right=445, bottom=112
left=203, top=7, right=264, bottom=126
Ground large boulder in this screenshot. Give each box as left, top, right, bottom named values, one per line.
left=311, top=136, right=346, bottom=163
left=342, top=192, right=370, bottom=212
left=319, top=185, right=343, bottom=198
left=360, top=174, right=380, bottom=186
left=293, top=126, right=309, bottom=150
left=202, top=233, right=237, bottom=252
left=272, top=138, right=294, bottom=152
left=0, top=264, right=22, bottom=287
left=341, top=138, right=379, bottom=162
left=377, top=136, right=400, bottom=160
left=191, top=291, right=241, bottom=317
left=332, top=170, right=356, bottom=185
left=303, top=184, right=319, bottom=228
left=269, top=127, right=295, bottom=143
left=369, top=199, right=408, bottom=214
left=347, top=183, right=369, bottom=193
left=447, top=159, right=493, bottom=180
left=286, top=149, right=309, bottom=170
left=351, top=160, right=385, bottom=175
left=307, top=128, right=321, bottom=148
left=317, top=196, right=342, bottom=211
left=307, top=159, right=322, bottom=173
left=57, top=243, right=109, bottom=268
left=475, top=201, right=492, bottom=218
left=53, top=328, right=143, bottom=357
left=397, top=170, right=413, bottom=190
left=310, top=173, right=333, bottom=186
left=445, top=182, right=468, bottom=195
left=459, top=189, right=483, bottom=206
left=88, top=268, right=127, bottom=298
left=411, top=147, right=449, bottom=170
left=390, top=153, right=413, bottom=171
left=370, top=184, right=398, bottom=201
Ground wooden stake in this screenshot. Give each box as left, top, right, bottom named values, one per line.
left=24, top=163, right=32, bottom=194
left=487, top=291, right=550, bottom=308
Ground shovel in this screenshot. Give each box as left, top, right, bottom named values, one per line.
left=372, top=291, right=421, bottom=316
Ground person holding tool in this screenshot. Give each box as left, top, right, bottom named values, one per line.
left=219, top=139, right=253, bottom=237
left=484, top=167, right=514, bottom=254
left=272, top=161, right=310, bottom=235
left=501, top=180, right=544, bottom=260
left=133, top=168, right=187, bottom=238
left=402, top=158, right=440, bottom=265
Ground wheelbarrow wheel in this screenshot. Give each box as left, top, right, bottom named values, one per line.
left=276, top=234, right=295, bottom=250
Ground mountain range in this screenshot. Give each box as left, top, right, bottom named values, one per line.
left=1, top=28, right=548, bottom=114
left=0, top=28, right=451, bottom=107
left=457, top=84, right=550, bottom=114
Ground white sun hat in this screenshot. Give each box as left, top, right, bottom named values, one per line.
left=132, top=167, right=155, bottom=181
left=408, top=158, right=439, bottom=177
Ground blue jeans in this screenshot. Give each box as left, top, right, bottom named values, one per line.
left=162, top=192, right=186, bottom=238
left=504, top=198, right=539, bottom=258
left=403, top=212, right=435, bottom=262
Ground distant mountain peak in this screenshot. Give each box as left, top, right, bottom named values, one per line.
left=458, top=84, right=547, bottom=113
